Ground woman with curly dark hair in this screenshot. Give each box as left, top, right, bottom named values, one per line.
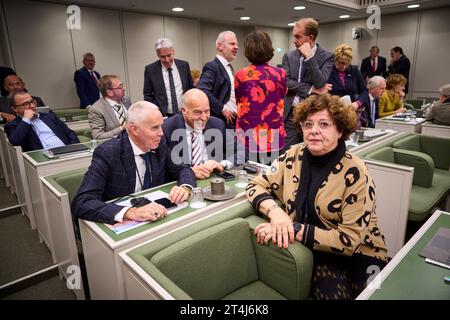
left=246, top=94, right=388, bottom=299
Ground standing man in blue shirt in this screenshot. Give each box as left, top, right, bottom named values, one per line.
left=5, top=91, right=79, bottom=151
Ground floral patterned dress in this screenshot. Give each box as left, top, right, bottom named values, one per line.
left=235, top=64, right=287, bottom=153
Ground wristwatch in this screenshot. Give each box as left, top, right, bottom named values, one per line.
left=293, top=222, right=302, bottom=237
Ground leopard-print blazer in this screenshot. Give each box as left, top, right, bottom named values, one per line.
left=246, top=144, right=388, bottom=261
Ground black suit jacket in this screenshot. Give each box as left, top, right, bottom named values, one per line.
left=359, top=94, right=378, bottom=128
left=162, top=113, right=226, bottom=164
left=387, top=55, right=411, bottom=93
left=4, top=111, right=79, bottom=152
left=143, top=59, right=193, bottom=116
left=328, top=65, right=369, bottom=105
left=197, top=57, right=232, bottom=121
left=360, top=56, right=386, bottom=79
left=74, top=67, right=101, bottom=108
left=71, top=131, right=196, bottom=224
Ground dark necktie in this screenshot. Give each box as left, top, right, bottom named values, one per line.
left=167, top=67, right=179, bottom=114
left=228, top=63, right=235, bottom=76
left=372, top=58, right=376, bottom=72
left=139, top=153, right=152, bottom=190
left=90, top=71, right=99, bottom=87
left=371, top=99, right=377, bottom=126
left=114, top=104, right=126, bottom=126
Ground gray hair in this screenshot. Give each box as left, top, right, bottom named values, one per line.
left=83, top=52, right=95, bottom=60
left=367, top=76, right=386, bottom=90
left=439, top=84, right=450, bottom=97
left=216, top=31, right=236, bottom=47
left=155, top=38, right=173, bottom=51
left=127, top=101, right=160, bottom=125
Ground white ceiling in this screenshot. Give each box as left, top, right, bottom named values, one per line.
left=57, top=0, right=450, bottom=28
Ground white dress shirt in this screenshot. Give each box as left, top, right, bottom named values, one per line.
left=162, top=62, right=184, bottom=114
left=216, top=54, right=237, bottom=113
left=114, top=137, right=149, bottom=222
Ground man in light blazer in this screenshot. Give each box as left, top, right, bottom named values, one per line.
left=282, top=18, right=334, bottom=149
left=88, top=75, right=131, bottom=140
left=143, top=38, right=193, bottom=117
left=74, top=53, right=101, bottom=108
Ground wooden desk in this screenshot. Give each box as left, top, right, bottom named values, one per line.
left=357, top=210, right=450, bottom=300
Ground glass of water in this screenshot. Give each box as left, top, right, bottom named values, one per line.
left=190, top=187, right=206, bottom=209
left=90, top=139, right=98, bottom=152
left=235, top=170, right=248, bottom=188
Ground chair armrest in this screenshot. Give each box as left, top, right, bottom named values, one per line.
left=245, top=215, right=313, bottom=300
left=393, top=148, right=434, bottom=188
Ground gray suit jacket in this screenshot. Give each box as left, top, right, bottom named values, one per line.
left=282, top=43, right=334, bottom=119
left=88, top=96, right=132, bottom=140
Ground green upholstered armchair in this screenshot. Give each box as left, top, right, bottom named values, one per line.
left=75, top=128, right=92, bottom=143
left=365, top=145, right=450, bottom=221
left=127, top=216, right=313, bottom=300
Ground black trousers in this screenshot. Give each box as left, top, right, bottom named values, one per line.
left=311, top=251, right=387, bottom=300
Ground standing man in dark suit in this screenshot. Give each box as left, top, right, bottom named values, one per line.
left=143, top=38, right=193, bottom=117
left=359, top=76, right=386, bottom=128
left=387, top=46, right=411, bottom=94
left=282, top=18, right=334, bottom=149
left=5, top=91, right=79, bottom=152
left=74, top=53, right=101, bottom=109
left=198, top=31, right=239, bottom=163
left=162, top=88, right=231, bottom=180
left=198, top=31, right=239, bottom=126
left=360, top=45, right=387, bottom=81
left=72, top=101, right=196, bottom=225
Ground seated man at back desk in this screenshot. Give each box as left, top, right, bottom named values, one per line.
left=162, top=88, right=232, bottom=179
left=425, top=84, right=450, bottom=126
left=5, top=91, right=79, bottom=152
left=72, top=101, right=196, bottom=225
left=0, top=75, right=45, bottom=124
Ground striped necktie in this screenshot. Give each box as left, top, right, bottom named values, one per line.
left=191, top=130, right=202, bottom=166
left=114, top=103, right=126, bottom=126
left=167, top=67, right=179, bottom=114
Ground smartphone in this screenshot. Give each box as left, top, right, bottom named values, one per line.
left=154, top=197, right=177, bottom=209
left=130, top=197, right=152, bottom=208
left=215, top=171, right=235, bottom=180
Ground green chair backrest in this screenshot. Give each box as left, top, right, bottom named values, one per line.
left=364, top=146, right=395, bottom=163
left=151, top=218, right=258, bottom=300
left=404, top=98, right=425, bottom=109
left=54, top=170, right=87, bottom=203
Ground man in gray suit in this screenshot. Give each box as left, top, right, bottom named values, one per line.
left=88, top=75, right=132, bottom=140
left=282, top=18, right=334, bottom=149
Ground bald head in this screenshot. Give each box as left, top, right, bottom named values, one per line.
left=4, top=75, right=25, bottom=93
left=181, top=89, right=210, bottom=130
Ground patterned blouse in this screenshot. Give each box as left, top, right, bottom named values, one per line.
left=235, top=64, right=287, bottom=152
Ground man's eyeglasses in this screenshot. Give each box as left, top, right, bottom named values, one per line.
left=14, top=99, right=37, bottom=108
left=109, top=84, right=125, bottom=90
left=301, top=120, right=334, bottom=131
